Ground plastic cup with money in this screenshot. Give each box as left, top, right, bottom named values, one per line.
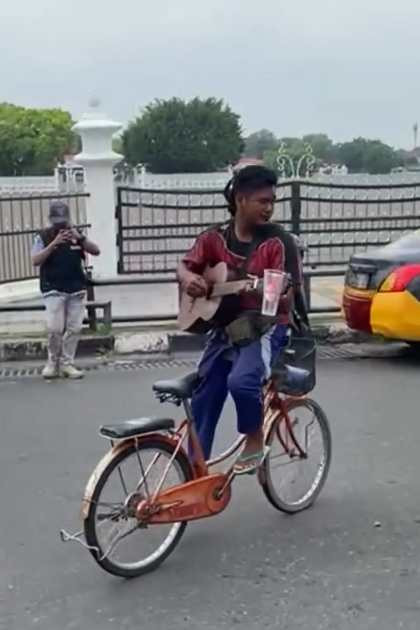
left=261, top=269, right=287, bottom=316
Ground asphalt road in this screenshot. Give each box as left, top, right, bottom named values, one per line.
left=1, top=351, right=420, bottom=630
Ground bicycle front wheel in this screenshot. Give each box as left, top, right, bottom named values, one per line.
left=260, top=398, right=331, bottom=513
left=84, top=437, right=193, bottom=578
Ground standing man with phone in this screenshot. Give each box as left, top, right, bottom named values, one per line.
left=31, top=201, right=100, bottom=380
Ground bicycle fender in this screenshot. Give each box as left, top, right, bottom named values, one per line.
left=81, top=440, right=133, bottom=520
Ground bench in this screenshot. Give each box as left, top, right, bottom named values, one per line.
left=0, top=300, right=112, bottom=332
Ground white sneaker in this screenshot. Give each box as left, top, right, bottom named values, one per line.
left=61, top=364, right=84, bottom=379
left=42, top=363, right=59, bottom=380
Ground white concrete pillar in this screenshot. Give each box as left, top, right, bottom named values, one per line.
left=73, top=103, right=123, bottom=278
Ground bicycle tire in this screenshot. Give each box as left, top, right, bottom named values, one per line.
left=260, top=398, right=331, bottom=514
left=84, top=436, right=193, bottom=578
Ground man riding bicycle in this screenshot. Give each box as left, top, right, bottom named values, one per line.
left=177, top=165, right=306, bottom=474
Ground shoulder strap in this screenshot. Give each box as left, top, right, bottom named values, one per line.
left=259, top=223, right=295, bottom=274
left=258, top=223, right=310, bottom=327
left=239, top=233, right=266, bottom=272
left=218, top=221, right=265, bottom=276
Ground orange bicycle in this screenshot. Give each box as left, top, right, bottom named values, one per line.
left=60, top=369, right=331, bottom=578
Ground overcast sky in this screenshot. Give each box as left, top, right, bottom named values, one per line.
left=2, top=0, right=419, bottom=148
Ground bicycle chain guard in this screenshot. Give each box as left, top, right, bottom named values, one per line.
left=136, top=473, right=232, bottom=524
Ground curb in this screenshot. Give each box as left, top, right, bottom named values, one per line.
left=0, top=322, right=370, bottom=362
left=167, top=325, right=371, bottom=354
left=0, top=343, right=412, bottom=380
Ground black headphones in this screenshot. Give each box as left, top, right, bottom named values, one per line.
left=223, top=174, right=238, bottom=215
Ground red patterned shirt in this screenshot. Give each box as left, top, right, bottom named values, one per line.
left=182, top=221, right=303, bottom=324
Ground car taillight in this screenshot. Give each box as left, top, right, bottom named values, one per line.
left=379, top=264, right=420, bottom=292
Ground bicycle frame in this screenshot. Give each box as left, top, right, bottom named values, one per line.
left=63, top=380, right=308, bottom=558
left=134, top=381, right=305, bottom=525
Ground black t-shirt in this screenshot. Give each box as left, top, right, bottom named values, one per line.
left=225, top=225, right=253, bottom=259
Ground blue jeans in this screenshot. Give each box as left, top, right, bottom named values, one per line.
left=191, top=324, right=288, bottom=459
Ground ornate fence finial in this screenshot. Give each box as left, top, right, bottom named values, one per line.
left=276, top=142, right=295, bottom=179
left=276, top=142, right=316, bottom=179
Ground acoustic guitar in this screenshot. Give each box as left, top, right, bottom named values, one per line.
left=178, top=262, right=260, bottom=334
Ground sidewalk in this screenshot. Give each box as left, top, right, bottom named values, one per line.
left=0, top=314, right=372, bottom=363
left=0, top=275, right=349, bottom=362
left=0, top=276, right=345, bottom=335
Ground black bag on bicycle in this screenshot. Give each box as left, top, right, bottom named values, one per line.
left=272, top=312, right=316, bottom=396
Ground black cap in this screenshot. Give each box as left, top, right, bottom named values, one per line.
left=49, top=201, right=70, bottom=225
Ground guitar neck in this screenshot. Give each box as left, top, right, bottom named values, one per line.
left=211, top=280, right=249, bottom=298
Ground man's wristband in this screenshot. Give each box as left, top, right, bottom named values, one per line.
left=78, top=234, right=87, bottom=245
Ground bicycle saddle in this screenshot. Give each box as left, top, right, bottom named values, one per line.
left=153, top=371, right=200, bottom=400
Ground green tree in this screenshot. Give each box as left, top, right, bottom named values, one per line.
left=264, top=134, right=337, bottom=172
left=363, top=140, right=401, bottom=174
left=336, top=138, right=366, bottom=173
left=243, top=129, right=278, bottom=158
left=260, top=132, right=403, bottom=176
left=122, top=98, right=243, bottom=173
left=112, top=135, right=123, bottom=154
left=336, top=137, right=401, bottom=174
left=0, top=103, right=75, bottom=176
left=262, top=149, right=278, bottom=172
left=303, top=133, right=336, bottom=163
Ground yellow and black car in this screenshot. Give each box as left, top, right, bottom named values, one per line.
left=343, top=231, right=420, bottom=344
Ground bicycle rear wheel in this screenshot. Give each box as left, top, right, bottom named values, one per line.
left=260, top=398, right=331, bottom=513
left=84, top=437, right=193, bottom=578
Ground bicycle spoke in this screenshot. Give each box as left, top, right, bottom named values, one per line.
left=135, top=447, right=151, bottom=497
left=262, top=400, right=331, bottom=512
left=117, top=466, right=128, bottom=497
left=100, top=522, right=140, bottom=561
left=86, top=500, right=124, bottom=520
left=92, top=501, right=124, bottom=508
left=84, top=442, right=191, bottom=576
left=97, top=510, right=125, bottom=522
left=269, top=452, right=289, bottom=462
left=270, top=458, right=305, bottom=471
left=304, top=418, right=316, bottom=451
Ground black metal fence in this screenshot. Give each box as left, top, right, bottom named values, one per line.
left=116, top=185, right=229, bottom=275
left=3, top=182, right=420, bottom=320
left=295, top=180, right=420, bottom=267
left=116, top=180, right=420, bottom=276
left=0, top=193, right=89, bottom=283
